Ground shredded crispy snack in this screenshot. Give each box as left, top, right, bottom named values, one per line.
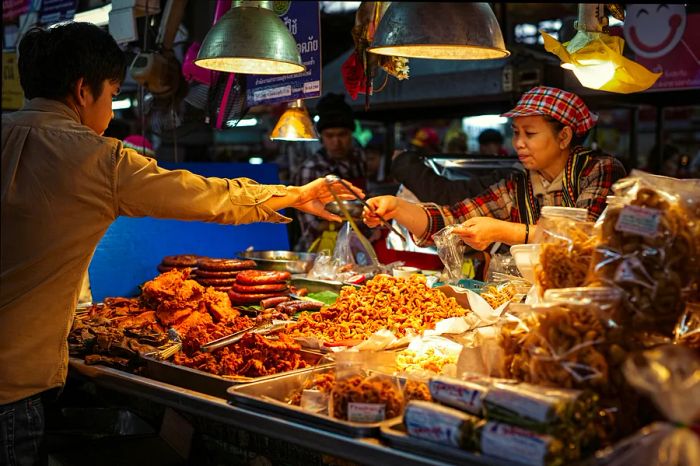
left=396, top=347, right=457, bottom=374
left=403, top=379, right=431, bottom=402
left=480, top=282, right=521, bottom=308
left=287, top=274, right=468, bottom=343
left=330, top=374, right=404, bottom=421
left=536, top=221, right=597, bottom=294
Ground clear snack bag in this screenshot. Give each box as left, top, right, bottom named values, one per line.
left=533, top=206, right=597, bottom=296
left=433, top=224, right=467, bottom=283
left=587, top=171, right=700, bottom=335
left=596, top=344, right=700, bottom=466
left=328, top=351, right=404, bottom=422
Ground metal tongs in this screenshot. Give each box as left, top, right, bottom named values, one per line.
left=199, top=321, right=289, bottom=353
left=324, top=174, right=407, bottom=243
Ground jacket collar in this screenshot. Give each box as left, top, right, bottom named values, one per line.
left=22, top=98, right=81, bottom=125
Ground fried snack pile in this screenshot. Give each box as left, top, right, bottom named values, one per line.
left=536, top=221, right=597, bottom=294
left=396, top=347, right=458, bottom=374
left=589, top=187, right=699, bottom=335
left=502, top=304, right=608, bottom=391
left=403, top=379, right=432, bottom=402
left=180, top=317, right=255, bottom=355
left=329, top=374, right=404, bottom=421
left=141, top=269, right=241, bottom=335
left=287, top=274, right=468, bottom=343
left=173, top=332, right=308, bottom=378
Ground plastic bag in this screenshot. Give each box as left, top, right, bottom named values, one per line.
left=675, top=302, right=700, bottom=350
left=588, top=171, right=700, bottom=335
left=595, top=345, right=700, bottom=466
left=485, top=253, right=521, bottom=281
left=328, top=351, right=404, bottom=422
left=433, top=224, right=466, bottom=283
left=307, top=250, right=342, bottom=281
left=533, top=206, right=597, bottom=296
left=332, top=221, right=378, bottom=267
left=286, top=354, right=336, bottom=413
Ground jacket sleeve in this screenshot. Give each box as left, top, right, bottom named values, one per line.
left=112, top=146, right=291, bottom=224
left=391, top=151, right=498, bottom=204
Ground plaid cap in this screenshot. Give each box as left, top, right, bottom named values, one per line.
left=501, top=86, right=598, bottom=136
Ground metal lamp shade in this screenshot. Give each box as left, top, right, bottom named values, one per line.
left=270, top=100, right=319, bottom=141
left=195, top=2, right=305, bottom=75
left=369, top=2, right=510, bottom=60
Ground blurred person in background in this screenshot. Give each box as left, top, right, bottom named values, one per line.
left=292, top=93, right=367, bottom=252
left=478, top=128, right=508, bottom=156
left=443, top=127, right=468, bottom=154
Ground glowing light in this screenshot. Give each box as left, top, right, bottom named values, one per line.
left=226, top=118, right=258, bottom=128
left=248, top=157, right=264, bottom=165
left=562, top=59, right=617, bottom=89
left=112, top=98, right=131, bottom=110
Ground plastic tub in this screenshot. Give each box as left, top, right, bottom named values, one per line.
left=509, top=243, right=540, bottom=284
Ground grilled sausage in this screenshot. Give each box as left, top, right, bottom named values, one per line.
left=236, top=270, right=291, bottom=285
left=260, top=296, right=291, bottom=309
left=275, top=300, right=323, bottom=313
left=227, top=289, right=287, bottom=305
left=231, top=283, right=289, bottom=294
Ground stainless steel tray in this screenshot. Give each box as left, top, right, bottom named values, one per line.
left=236, top=250, right=316, bottom=274
left=380, top=420, right=514, bottom=466
left=142, top=349, right=325, bottom=398
left=290, top=277, right=359, bottom=294
left=227, top=367, right=398, bottom=438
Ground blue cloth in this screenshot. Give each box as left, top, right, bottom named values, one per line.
left=88, top=163, right=290, bottom=301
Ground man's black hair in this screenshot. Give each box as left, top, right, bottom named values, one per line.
left=18, top=22, right=127, bottom=101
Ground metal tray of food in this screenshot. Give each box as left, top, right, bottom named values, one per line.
left=290, top=277, right=348, bottom=294
left=141, top=349, right=325, bottom=398
left=380, top=420, right=513, bottom=466
left=227, top=366, right=399, bottom=438
left=236, top=250, right=316, bottom=274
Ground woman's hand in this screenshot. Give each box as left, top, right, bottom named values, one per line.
left=452, top=217, right=510, bottom=251
left=362, top=195, right=400, bottom=227
left=291, top=177, right=364, bottom=222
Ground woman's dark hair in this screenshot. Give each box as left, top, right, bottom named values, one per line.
left=543, top=115, right=589, bottom=148
left=18, top=22, right=126, bottom=100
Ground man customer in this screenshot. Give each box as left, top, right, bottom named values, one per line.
left=1, top=22, right=362, bottom=465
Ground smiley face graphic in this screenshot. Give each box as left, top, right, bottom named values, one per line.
left=624, top=4, right=687, bottom=59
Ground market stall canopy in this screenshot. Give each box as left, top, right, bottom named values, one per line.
left=314, top=47, right=555, bottom=121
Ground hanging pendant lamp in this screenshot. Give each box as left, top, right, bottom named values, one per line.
left=195, top=1, right=305, bottom=75
left=368, top=2, right=509, bottom=60
left=270, top=99, right=319, bottom=141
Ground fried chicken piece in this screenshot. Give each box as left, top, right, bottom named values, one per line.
left=141, top=269, right=204, bottom=306
left=201, top=288, right=239, bottom=322
left=113, top=310, right=158, bottom=329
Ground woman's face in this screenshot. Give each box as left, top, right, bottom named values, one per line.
left=511, top=116, right=569, bottom=172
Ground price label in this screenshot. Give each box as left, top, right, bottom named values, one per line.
left=615, top=205, right=661, bottom=237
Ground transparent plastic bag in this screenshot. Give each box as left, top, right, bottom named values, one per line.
left=595, top=345, right=700, bottom=466
left=674, top=302, right=700, bottom=350
left=328, top=351, right=404, bottom=422
left=433, top=224, right=466, bottom=283
left=307, top=250, right=342, bottom=280
left=587, top=171, right=700, bottom=335
left=285, top=354, right=336, bottom=413
left=533, top=206, right=597, bottom=296
left=332, top=221, right=378, bottom=267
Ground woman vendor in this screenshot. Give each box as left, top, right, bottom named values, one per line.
left=363, top=86, right=627, bottom=250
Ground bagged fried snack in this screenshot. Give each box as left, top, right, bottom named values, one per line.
left=433, top=224, right=467, bottom=283
left=286, top=354, right=336, bottom=413
left=588, top=171, right=700, bottom=335
left=533, top=206, right=597, bottom=296
left=476, top=421, right=568, bottom=466
left=428, top=375, right=489, bottom=416
left=328, top=351, right=404, bottom=422
left=595, top=344, right=700, bottom=466
left=404, top=400, right=483, bottom=449
left=401, top=374, right=432, bottom=402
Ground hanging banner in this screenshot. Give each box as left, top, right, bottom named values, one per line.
left=624, top=4, right=700, bottom=91
left=246, top=1, right=321, bottom=106
left=3, top=0, right=32, bottom=24
left=39, top=0, right=76, bottom=25
left=3, top=51, right=25, bottom=110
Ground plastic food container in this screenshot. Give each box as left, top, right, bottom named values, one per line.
left=509, top=244, right=540, bottom=284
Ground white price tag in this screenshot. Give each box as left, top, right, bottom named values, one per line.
left=347, top=403, right=385, bottom=422
left=615, top=205, right=661, bottom=237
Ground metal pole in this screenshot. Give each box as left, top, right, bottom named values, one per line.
left=629, top=107, right=638, bottom=170
left=654, top=105, right=664, bottom=173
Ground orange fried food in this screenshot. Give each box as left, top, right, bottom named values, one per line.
left=112, top=310, right=158, bottom=329
left=180, top=316, right=255, bottom=354
left=287, top=274, right=468, bottom=343
left=173, top=332, right=307, bottom=378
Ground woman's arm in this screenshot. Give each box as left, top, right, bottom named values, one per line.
left=453, top=218, right=534, bottom=250
left=363, top=195, right=430, bottom=237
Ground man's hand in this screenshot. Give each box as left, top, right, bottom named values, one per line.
left=291, top=177, right=364, bottom=222
left=452, top=217, right=508, bottom=251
